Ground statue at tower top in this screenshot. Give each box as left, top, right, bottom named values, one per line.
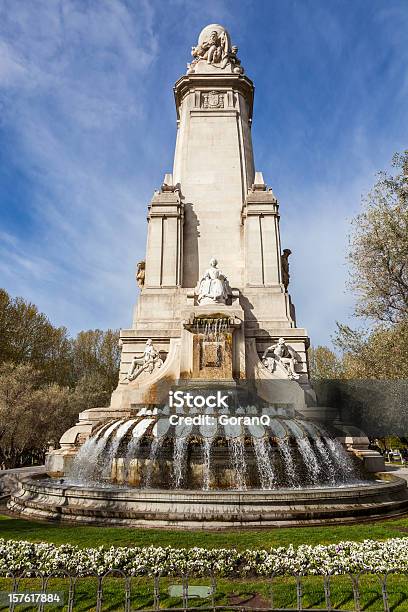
left=188, top=24, right=244, bottom=75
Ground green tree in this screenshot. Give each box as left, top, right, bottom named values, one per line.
left=0, top=289, right=72, bottom=386
left=71, top=372, right=114, bottom=411
left=348, top=150, right=408, bottom=324
left=334, top=320, right=408, bottom=379
left=71, top=329, right=120, bottom=393
left=0, top=292, right=121, bottom=468
left=34, top=383, right=78, bottom=452
left=0, top=290, right=121, bottom=392
left=308, top=346, right=343, bottom=379
left=0, top=363, right=76, bottom=468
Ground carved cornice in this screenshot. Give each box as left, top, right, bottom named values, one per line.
left=148, top=190, right=183, bottom=220
left=173, top=73, right=254, bottom=120
left=241, top=190, right=279, bottom=220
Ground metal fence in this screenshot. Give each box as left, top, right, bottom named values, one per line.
left=1, top=570, right=404, bottom=612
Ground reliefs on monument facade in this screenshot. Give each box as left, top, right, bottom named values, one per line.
left=202, top=91, right=224, bottom=109
left=188, top=24, right=244, bottom=74
left=262, top=338, right=300, bottom=380
left=196, top=258, right=231, bottom=305
left=124, top=339, right=163, bottom=382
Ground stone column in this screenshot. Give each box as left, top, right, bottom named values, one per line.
left=172, top=73, right=255, bottom=288
left=144, top=181, right=184, bottom=288
left=242, top=173, right=282, bottom=287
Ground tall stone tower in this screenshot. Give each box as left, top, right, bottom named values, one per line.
left=44, top=23, right=386, bottom=480
left=111, top=23, right=313, bottom=411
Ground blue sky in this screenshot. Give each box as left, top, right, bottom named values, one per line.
left=0, top=0, right=407, bottom=346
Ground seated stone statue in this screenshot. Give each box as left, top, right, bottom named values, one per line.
left=197, top=258, right=231, bottom=305
left=189, top=26, right=243, bottom=74
left=124, top=339, right=163, bottom=382
left=262, top=337, right=300, bottom=380
left=192, top=29, right=225, bottom=65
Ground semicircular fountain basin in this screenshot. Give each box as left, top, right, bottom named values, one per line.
left=8, top=410, right=408, bottom=528
left=8, top=472, right=408, bottom=529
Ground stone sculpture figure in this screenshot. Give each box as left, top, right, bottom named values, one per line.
left=197, top=258, right=231, bottom=305
left=136, top=261, right=145, bottom=288
left=281, top=249, right=292, bottom=291
left=124, top=339, right=163, bottom=382
left=262, top=337, right=300, bottom=380
left=190, top=25, right=243, bottom=73
left=206, top=30, right=221, bottom=64
left=192, top=29, right=226, bottom=64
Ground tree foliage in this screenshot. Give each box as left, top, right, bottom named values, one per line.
left=308, top=346, right=344, bottom=379
left=334, top=321, right=408, bottom=379
left=311, top=320, right=408, bottom=380
left=311, top=151, right=408, bottom=382
left=0, top=363, right=75, bottom=468
left=0, top=289, right=121, bottom=468
left=0, top=289, right=72, bottom=386
left=348, top=151, right=408, bottom=324
left=71, top=330, right=121, bottom=394
left=0, top=288, right=120, bottom=390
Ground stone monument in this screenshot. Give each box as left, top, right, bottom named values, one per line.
left=46, top=23, right=381, bottom=477
left=12, top=24, right=405, bottom=529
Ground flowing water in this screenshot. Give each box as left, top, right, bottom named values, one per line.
left=276, top=437, right=298, bottom=486
left=202, top=437, right=213, bottom=491
left=229, top=437, right=247, bottom=490
left=314, top=437, right=337, bottom=484
left=324, top=436, right=356, bottom=480
left=173, top=436, right=189, bottom=488
left=145, top=437, right=162, bottom=488
left=67, top=413, right=363, bottom=490
left=69, top=420, right=123, bottom=482
left=100, top=419, right=136, bottom=479
left=253, top=437, right=276, bottom=489
left=296, top=437, right=323, bottom=481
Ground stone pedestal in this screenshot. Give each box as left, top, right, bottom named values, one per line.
left=181, top=304, right=245, bottom=380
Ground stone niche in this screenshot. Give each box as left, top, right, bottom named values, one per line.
left=184, top=314, right=241, bottom=380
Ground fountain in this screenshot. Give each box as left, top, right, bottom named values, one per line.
left=67, top=406, right=360, bottom=491
left=9, top=23, right=408, bottom=527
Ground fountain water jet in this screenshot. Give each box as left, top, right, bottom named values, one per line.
left=58, top=411, right=368, bottom=492
left=253, top=437, right=275, bottom=490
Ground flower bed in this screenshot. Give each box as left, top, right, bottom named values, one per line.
left=0, top=537, right=407, bottom=577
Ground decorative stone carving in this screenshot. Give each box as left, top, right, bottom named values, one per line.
left=136, top=260, right=145, bottom=289
left=189, top=24, right=244, bottom=74
left=281, top=249, right=291, bottom=292
left=201, top=341, right=222, bottom=368
left=197, top=258, right=231, bottom=305
left=124, top=339, right=163, bottom=382
left=202, top=91, right=224, bottom=109
left=262, top=338, right=300, bottom=380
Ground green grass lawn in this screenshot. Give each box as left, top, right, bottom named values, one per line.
left=0, top=575, right=407, bottom=611
left=2, top=511, right=408, bottom=610
left=1, top=510, right=408, bottom=549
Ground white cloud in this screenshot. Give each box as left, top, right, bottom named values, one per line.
left=0, top=0, right=406, bottom=348
left=0, top=0, right=159, bottom=332
left=279, top=173, right=378, bottom=347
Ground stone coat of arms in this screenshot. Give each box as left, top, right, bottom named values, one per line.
left=202, top=91, right=224, bottom=109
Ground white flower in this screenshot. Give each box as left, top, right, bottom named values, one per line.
left=0, top=537, right=407, bottom=577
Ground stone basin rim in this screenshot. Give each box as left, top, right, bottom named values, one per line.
left=9, top=472, right=408, bottom=529
left=17, top=472, right=407, bottom=501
